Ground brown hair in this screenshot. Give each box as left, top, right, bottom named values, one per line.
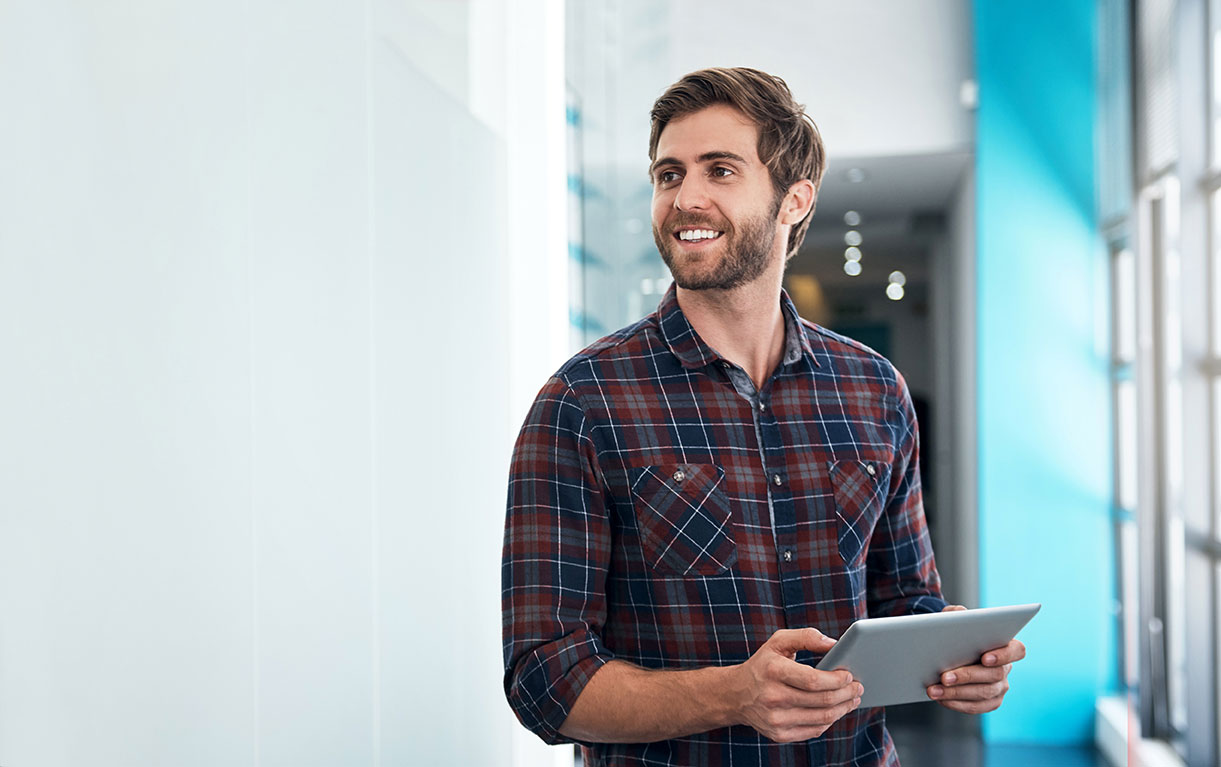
left=649, top=67, right=826, bottom=259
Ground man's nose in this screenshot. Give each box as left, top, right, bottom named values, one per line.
left=673, top=175, right=711, bottom=211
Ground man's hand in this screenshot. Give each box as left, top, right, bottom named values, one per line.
left=927, top=604, right=1026, bottom=713
left=729, top=628, right=862, bottom=743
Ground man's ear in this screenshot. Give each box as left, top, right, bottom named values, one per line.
left=779, top=179, right=816, bottom=225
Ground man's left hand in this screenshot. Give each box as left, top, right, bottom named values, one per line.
left=926, top=604, right=1026, bottom=714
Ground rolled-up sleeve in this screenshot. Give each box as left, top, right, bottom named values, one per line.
left=866, top=370, right=948, bottom=618
left=502, top=375, right=614, bottom=745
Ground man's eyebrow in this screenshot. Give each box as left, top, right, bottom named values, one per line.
left=697, top=151, right=748, bottom=165
left=648, top=151, right=750, bottom=178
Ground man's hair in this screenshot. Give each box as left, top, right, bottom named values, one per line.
left=648, top=67, right=826, bottom=260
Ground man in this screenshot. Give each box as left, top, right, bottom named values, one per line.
left=502, top=67, right=1024, bottom=766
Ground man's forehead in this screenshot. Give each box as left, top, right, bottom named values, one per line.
left=655, top=104, right=761, bottom=163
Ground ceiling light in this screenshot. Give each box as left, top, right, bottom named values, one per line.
left=843, top=210, right=861, bottom=227
left=888, top=270, right=906, bottom=287
left=845, top=246, right=862, bottom=262
left=844, top=260, right=862, bottom=277
left=844, top=230, right=862, bottom=247
left=886, top=283, right=905, bottom=301
left=845, top=168, right=867, bottom=183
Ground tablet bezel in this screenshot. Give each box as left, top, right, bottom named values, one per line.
left=813, top=603, right=1041, bottom=708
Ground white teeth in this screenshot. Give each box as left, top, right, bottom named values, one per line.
left=679, top=229, right=721, bottom=241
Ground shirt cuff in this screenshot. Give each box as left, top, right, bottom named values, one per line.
left=871, top=593, right=949, bottom=618
left=909, top=594, right=949, bottom=614
left=504, top=628, right=614, bottom=746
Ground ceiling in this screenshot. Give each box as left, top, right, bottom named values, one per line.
left=810, top=151, right=972, bottom=222
left=790, top=150, right=972, bottom=295
left=662, top=0, right=975, bottom=159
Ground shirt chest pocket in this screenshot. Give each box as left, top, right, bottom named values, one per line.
left=627, top=463, right=738, bottom=577
left=829, top=458, right=892, bottom=566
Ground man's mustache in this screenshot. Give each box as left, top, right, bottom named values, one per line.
left=658, top=213, right=731, bottom=232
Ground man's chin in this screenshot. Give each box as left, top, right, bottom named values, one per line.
left=670, top=272, right=747, bottom=292
left=662, top=258, right=739, bottom=291
left=661, top=254, right=722, bottom=291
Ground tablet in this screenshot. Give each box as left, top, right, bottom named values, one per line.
left=814, top=603, right=1041, bottom=707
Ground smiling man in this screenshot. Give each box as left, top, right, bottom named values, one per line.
left=502, top=68, right=1025, bottom=767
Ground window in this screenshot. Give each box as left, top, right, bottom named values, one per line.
left=1121, top=1, right=1221, bottom=763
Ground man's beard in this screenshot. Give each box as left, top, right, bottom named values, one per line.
left=653, top=201, right=782, bottom=291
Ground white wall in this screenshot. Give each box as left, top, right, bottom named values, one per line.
left=928, top=166, right=978, bottom=611
left=0, top=1, right=569, bottom=765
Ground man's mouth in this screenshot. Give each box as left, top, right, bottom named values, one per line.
left=675, top=228, right=724, bottom=242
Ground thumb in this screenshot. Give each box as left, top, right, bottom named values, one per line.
left=766, top=627, right=836, bottom=656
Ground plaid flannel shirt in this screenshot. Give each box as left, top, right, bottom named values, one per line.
left=502, top=285, right=946, bottom=766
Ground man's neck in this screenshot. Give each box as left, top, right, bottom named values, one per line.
left=675, top=268, right=786, bottom=391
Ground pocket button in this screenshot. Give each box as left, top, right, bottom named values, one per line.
left=866, top=463, right=876, bottom=476
left=672, top=469, right=686, bottom=483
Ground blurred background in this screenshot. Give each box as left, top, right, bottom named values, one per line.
left=0, top=0, right=1215, bottom=765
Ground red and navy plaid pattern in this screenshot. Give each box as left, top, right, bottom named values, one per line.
left=502, top=286, right=945, bottom=766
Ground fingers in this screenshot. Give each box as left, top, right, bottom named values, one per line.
left=937, top=638, right=1025, bottom=686
left=776, top=661, right=854, bottom=693
left=936, top=697, right=1006, bottom=714
left=758, top=695, right=864, bottom=743
left=766, top=627, right=837, bottom=656
left=928, top=661, right=1011, bottom=714
left=928, top=682, right=1008, bottom=715
left=742, top=630, right=866, bottom=743
left=914, top=613, right=1024, bottom=716
left=980, top=639, right=1026, bottom=666
left=928, top=676, right=1009, bottom=702
left=784, top=680, right=864, bottom=709
left=938, top=662, right=1008, bottom=687
left=749, top=676, right=859, bottom=715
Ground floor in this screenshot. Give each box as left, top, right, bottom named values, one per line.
left=890, top=727, right=1107, bottom=767
left=888, top=701, right=1108, bottom=767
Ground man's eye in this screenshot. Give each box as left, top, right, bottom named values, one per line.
left=657, top=170, right=680, bottom=184
left=712, top=166, right=734, bottom=177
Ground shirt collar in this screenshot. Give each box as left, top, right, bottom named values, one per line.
left=654, top=283, right=819, bottom=370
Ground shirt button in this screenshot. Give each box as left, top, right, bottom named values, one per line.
left=772, top=474, right=782, bottom=486
left=721, top=361, right=731, bottom=368
left=866, top=463, right=876, bottom=476
left=758, top=402, right=766, bottom=412
left=782, top=550, right=793, bottom=562
left=673, top=469, right=686, bottom=483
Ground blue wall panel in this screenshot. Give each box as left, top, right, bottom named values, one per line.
left=974, top=0, right=1118, bottom=744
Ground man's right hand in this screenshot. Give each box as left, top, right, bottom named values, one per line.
left=729, top=627, right=863, bottom=743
